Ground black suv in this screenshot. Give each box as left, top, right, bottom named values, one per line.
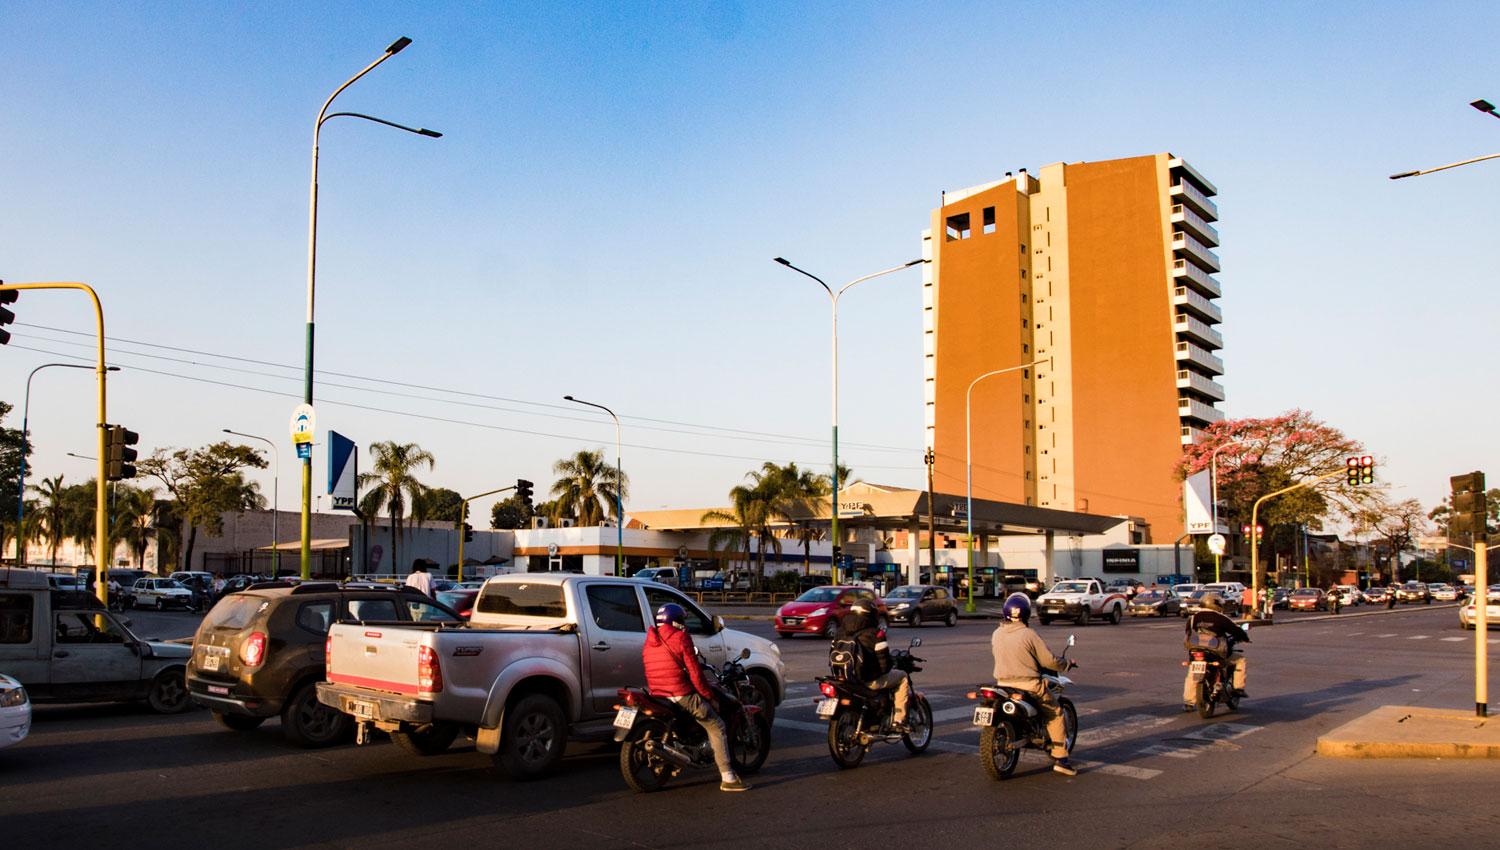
left=186, top=582, right=461, bottom=747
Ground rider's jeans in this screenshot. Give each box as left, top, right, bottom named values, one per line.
left=995, top=679, right=1068, bottom=759
left=668, top=693, right=733, bottom=775
left=1182, top=653, right=1247, bottom=703
left=866, top=670, right=911, bottom=723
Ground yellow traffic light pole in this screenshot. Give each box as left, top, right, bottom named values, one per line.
left=1249, top=467, right=1349, bottom=619
left=1476, top=538, right=1488, bottom=717
left=455, top=485, right=516, bottom=583
left=0, top=283, right=110, bottom=608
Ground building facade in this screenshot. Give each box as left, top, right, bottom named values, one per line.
left=923, top=153, right=1224, bottom=540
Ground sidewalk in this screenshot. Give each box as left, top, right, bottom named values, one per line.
left=1317, top=705, right=1500, bottom=758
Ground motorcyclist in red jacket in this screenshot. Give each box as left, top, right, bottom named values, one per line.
left=642, top=603, right=749, bottom=791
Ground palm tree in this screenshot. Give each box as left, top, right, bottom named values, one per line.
left=550, top=449, right=628, bottom=526
left=703, top=479, right=786, bottom=589
left=34, top=475, right=68, bottom=565
left=355, top=487, right=385, bottom=575
left=111, top=485, right=157, bottom=567
left=357, top=441, right=435, bottom=574
left=752, top=462, right=829, bottom=575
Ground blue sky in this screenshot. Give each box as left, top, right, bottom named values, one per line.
left=3, top=1, right=1498, bottom=526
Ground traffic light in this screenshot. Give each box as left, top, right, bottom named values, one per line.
left=1347, top=455, right=1374, bottom=486
left=1451, top=471, right=1487, bottom=540
left=463, top=523, right=473, bottom=543
left=106, top=425, right=139, bottom=480
left=1240, top=523, right=1263, bottom=542
left=516, top=479, right=533, bottom=509
left=0, top=287, right=16, bottom=346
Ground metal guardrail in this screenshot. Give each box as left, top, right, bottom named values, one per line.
left=690, top=591, right=796, bottom=607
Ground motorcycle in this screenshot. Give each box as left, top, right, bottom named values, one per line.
left=613, top=648, right=772, bottom=792
left=968, top=634, right=1079, bottom=780
left=815, top=637, right=934, bottom=769
left=1327, top=591, right=1342, bottom=614
left=1184, top=625, right=1248, bottom=719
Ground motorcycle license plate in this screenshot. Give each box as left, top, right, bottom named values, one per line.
left=202, top=655, right=221, bottom=672
left=1190, top=660, right=1207, bottom=678
left=815, top=698, right=838, bottom=718
left=972, top=706, right=995, bottom=726
left=613, top=707, right=638, bottom=729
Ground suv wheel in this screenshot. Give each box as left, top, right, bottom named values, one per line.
left=496, top=694, right=567, bottom=780
left=281, top=682, right=351, bottom=748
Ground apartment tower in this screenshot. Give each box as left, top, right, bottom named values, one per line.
left=922, top=153, right=1223, bottom=540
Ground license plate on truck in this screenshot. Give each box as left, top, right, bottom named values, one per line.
left=972, top=706, right=995, bottom=726
left=613, top=707, right=637, bottom=729
left=346, top=698, right=376, bottom=719
left=815, top=698, right=837, bottom=718
left=1190, top=660, right=1207, bottom=679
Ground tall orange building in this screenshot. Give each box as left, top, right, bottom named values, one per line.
left=922, top=154, right=1223, bottom=541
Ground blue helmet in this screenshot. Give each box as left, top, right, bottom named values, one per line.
left=1001, top=592, right=1032, bottom=624
left=655, top=603, right=687, bottom=629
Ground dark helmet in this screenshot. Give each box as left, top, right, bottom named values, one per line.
left=655, top=603, right=686, bottom=629
left=848, top=598, right=878, bottom=618
left=1001, top=592, right=1032, bottom=623
left=1199, top=591, right=1224, bottom=612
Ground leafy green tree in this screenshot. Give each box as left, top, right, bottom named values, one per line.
left=550, top=449, right=628, bottom=526
left=420, top=487, right=467, bottom=524
left=491, top=495, right=533, bottom=530
left=139, top=442, right=266, bottom=571
left=356, top=441, right=435, bottom=574
left=0, top=402, right=29, bottom=555
left=34, top=475, right=69, bottom=565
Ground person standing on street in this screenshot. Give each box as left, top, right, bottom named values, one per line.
left=404, top=559, right=433, bottom=596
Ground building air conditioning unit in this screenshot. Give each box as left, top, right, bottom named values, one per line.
left=531, top=517, right=549, bottom=529
left=598, top=518, right=615, bottom=528
left=557, top=518, right=576, bottom=528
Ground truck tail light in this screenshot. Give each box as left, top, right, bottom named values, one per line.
left=240, top=632, right=267, bottom=667
left=418, top=645, right=443, bottom=694
left=325, top=635, right=333, bottom=664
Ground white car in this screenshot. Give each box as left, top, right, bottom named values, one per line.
left=1430, top=584, right=1460, bottom=602
left=1459, top=586, right=1500, bottom=630
left=130, top=577, right=194, bottom=610
left=1336, top=584, right=1364, bottom=605
left=0, top=673, right=31, bottom=750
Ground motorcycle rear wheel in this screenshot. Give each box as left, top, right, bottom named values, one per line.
left=619, top=736, right=673, bottom=793
left=980, top=722, right=1020, bottom=780
left=902, top=695, right=933, bottom=753
left=1196, top=681, right=1216, bottom=719
left=729, top=713, right=772, bottom=775
left=827, top=709, right=867, bottom=769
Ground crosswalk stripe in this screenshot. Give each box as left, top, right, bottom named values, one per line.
left=1375, top=633, right=1397, bottom=638
left=1408, top=635, right=1430, bottom=640
left=1441, top=637, right=1466, bottom=642
left=928, top=741, right=1161, bottom=780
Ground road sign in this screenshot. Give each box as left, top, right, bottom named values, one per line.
left=1207, top=533, right=1227, bottom=556
left=289, top=403, right=316, bottom=445
left=296, top=442, right=311, bottom=460
left=327, top=431, right=357, bottom=510
left=547, top=543, right=559, bottom=557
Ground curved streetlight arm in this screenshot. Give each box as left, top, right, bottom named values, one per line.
left=836, top=259, right=927, bottom=301
left=223, top=428, right=280, bottom=575
left=773, top=257, right=831, bottom=299
left=314, top=38, right=410, bottom=136
left=564, top=395, right=625, bottom=576
left=1390, top=151, right=1500, bottom=180
left=320, top=111, right=442, bottom=138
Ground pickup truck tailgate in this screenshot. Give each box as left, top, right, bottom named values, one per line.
left=327, top=623, right=429, bottom=695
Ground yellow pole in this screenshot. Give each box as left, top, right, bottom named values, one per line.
left=1477, top=539, right=1488, bottom=717
left=0, top=283, right=108, bottom=607
left=1250, top=468, right=1346, bottom=618
left=457, top=484, right=517, bottom=583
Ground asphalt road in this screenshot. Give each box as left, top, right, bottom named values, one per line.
left=3, top=604, right=1497, bottom=849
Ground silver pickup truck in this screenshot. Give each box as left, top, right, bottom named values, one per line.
left=316, top=573, right=785, bottom=779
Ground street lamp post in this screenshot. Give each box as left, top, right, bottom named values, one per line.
left=964, top=359, right=1049, bottom=613
left=224, top=429, right=279, bottom=577
left=774, top=257, right=927, bottom=583
left=1208, top=437, right=1256, bottom=582
left=300, top=36, right=441, bottom=580
left=14, top=363, right=114, bottom=563
left=563, top=395, right=624, bottom=576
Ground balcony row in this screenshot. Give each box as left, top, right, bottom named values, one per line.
left=1174, top=313, right=1224, bottom=350
left=1181, top=424, right=1208, bottom=446
left=1178, top=396, right=1225, bottom=425
left=1170, top=179, right=1218, bottom=222
left=1171, top=205, right=1220, bottom=246
left=1168, top=157, right=1218, bottom=196
left=1171, top=230, right=1220, bottom=273
left=1172, top=259, right=1222, bottom=298
left=1173, top=286, right=1222, bottom=324
left=1175, top=340, right=1224, bottom=376
left=1176, top=368, right=1225, bottom=402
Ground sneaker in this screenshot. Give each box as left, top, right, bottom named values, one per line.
left=720, top=777, right=752, bottom=792
left=1233, top=689, right=1249, bottom=699
left=1052, top=758, right=1078, bottom=776
left=1183, top=702, right=1195, bottom=713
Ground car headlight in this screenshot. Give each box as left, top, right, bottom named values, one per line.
left=893, top=603, right=911, bottom=610
left=809, top=608, right=828, bottom=617
left=0, top=686, right=28, bottom=708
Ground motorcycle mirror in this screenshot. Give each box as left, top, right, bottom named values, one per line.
left=910, top=637, right=922, bottom=648
left=1066, top=634, right=1076, bottom=647
left=738, top=647, right=751, bottom=660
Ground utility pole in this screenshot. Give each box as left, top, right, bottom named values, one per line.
left=1451, top=472, right=1487, bottom=718
left=924, top=448, right=936, bottom=584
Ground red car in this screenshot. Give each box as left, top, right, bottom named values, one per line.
left=1288, top=588, right=1324, bottom=611
left=435, top=588, right=479, bottom=619
left=774, top=586, right=885, bottom=638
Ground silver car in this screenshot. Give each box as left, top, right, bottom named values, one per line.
left=131, top=577, right=194, bottom=610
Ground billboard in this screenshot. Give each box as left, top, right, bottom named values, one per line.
left=1184, top=469, right=1215, bottom=535
left=327, top=431, right=357, bottom=511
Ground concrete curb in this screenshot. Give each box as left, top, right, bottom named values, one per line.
left=1317, top=705, right=1500, bottom=759
left=1263, top=603, right=1458, bottom=626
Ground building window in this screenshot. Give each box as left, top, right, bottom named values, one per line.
left=1021, top=269, right=1027, bottom=278
left=1022, top=369, right=1030, bottom=379
left=1019, top=243, right=1026, bottom=253
left=1021, top=293, right=1028, bottom=303
left=1023, top=394, right=1030, bottom=403
left=1024, top=420, right=1030, bottom=429
left=1022, top=319, right=1029, bottom=328
left=982, top=207, right=996, bottom=235
left=1022, top=344, right=1030, bottom=354
left=945, top=212, right=971, bottom=241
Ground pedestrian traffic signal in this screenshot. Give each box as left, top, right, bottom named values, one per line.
left=1346, top=455, right=1374, bottom=486
left=1451, top=471, right=1487, bottom=539
left=106, top=425, right=139, bottom=480
left=516, top=479, right=533, bottom=509
left=0, top=287, right=17, bottom=346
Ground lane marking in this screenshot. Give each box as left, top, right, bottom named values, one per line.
left=1375, top=633, right=1397, bottom=638
left=1408, top=635, right=1430, bottom=640
left=1441, top=637, right=1466, bottom=642
left=1135, top=722, right=1262, bottom=761
left=928, top=741, right=1161, bottom=780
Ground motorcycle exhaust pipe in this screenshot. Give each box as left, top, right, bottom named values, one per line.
left=642, top=738, right=696, bottom=769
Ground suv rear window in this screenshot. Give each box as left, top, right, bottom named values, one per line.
left=204, top=596, right=266, bottom=630
left=477, top=582, right=567, bottom=618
